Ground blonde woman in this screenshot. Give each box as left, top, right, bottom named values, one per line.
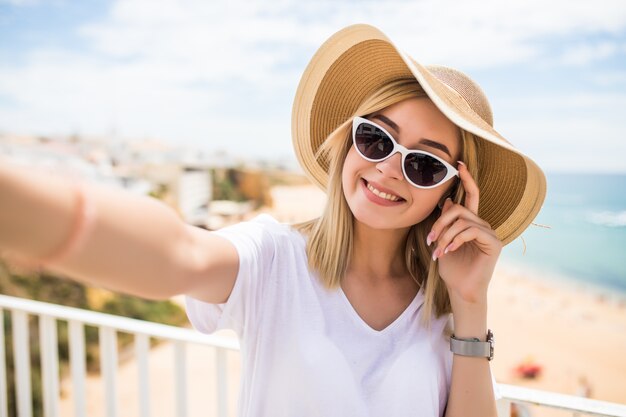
left=0, top=24, right=546, bottom=417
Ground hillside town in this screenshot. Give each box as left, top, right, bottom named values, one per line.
left=0, top=132, right=311, bottom=230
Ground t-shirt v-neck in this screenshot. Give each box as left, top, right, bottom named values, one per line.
left=337, top=283, right=424, bottom=335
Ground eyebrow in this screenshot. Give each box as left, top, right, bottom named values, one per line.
left=371, top=114, right=452, bottom=158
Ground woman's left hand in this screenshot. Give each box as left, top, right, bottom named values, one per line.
left=427, top=162, right=503, bottom=305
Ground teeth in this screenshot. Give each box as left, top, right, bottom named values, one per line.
left=366, top=181, right=400, bottom=201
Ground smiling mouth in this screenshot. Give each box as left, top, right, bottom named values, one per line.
left=362, top=179, right=406, bottom=202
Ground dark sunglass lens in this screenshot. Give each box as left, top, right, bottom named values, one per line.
left=355, top=123, right=394, bottom=160
left=404, top=153, right=448, bottom=186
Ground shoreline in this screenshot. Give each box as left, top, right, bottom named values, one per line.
left=495, top=259, right=626, bottom=309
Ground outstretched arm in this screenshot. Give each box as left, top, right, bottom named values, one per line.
left=0, top=159, right=238, bottom=303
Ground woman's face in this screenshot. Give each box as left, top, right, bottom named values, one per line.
left=341, top=96, right=462, bottom=230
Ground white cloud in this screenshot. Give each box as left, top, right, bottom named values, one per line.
left=557, top=41, right=620, bottom=66
left=71, top=0, right=626, bottom=70
left=1, top=0, right=625, bottom=169
left=0, top=0, right=38, bottom=5
left=494, top=92, right=626, bottom=172
left=588, top=70, right=626, bottom=87
left=496, top=92, right=626, bottom=111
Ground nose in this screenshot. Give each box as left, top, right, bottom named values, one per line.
left=375, top=151, right=404, bottom=182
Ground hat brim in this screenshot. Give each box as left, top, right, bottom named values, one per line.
left=291, top=24, right=546, bottom=245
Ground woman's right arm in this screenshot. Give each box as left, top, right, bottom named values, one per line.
left=0, top=158, right=239, bottom=303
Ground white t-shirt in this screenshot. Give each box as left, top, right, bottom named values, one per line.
left=185, top=213, right=500, bottom=417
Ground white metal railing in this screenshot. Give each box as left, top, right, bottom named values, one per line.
left=1, top=294, right=625, bottom=417
left=496, top=385, right=626, bottom=417
left=0, top=294, right=239, bottom=417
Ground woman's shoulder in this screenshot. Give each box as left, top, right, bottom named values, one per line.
left=238, top=213, right=308, bottom=243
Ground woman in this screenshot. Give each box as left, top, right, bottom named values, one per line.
left=0, top=24, right=546, bottom=417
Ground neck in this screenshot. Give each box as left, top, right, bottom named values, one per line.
left=347, top=218, right=411, bottom=284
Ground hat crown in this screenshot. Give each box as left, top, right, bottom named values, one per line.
left=425, top=65, right=494, bottom=127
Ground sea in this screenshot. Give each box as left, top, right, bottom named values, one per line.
left=499, top=172, right=626, bottom=296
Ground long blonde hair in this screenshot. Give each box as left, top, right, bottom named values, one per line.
left=292, top=78, right=481, bottom=333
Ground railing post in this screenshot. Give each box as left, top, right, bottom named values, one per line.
left=215, top=348, right=228, bottom=417
left=100, top=326, right=118, bottom=417
left=497, top=398, right=511, bottom=417
left=68, top=320, right=86, bottom=417
left=174, top=341, right=187, bottom=417
left=0, top=309, right=8, bottom=417
left=11, top=310, right=31, bottom=417
left=39, top=315, right=60, bottom=417
left=135, top=333, right=150, bottom=417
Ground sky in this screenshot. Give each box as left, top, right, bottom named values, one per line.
left=1, top=0, right=625, bottom=173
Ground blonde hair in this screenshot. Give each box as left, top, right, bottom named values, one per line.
left=292, top=78, right=481, bottom=334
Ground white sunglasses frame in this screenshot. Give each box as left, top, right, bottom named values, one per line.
left=351, top=116, right=460, bottom=190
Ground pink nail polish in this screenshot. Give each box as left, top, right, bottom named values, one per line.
left=457, top=160, right=465, bottom=166
left=426, top=231, right=435, bottom=246
left=432, top=249, right=439, bottom=261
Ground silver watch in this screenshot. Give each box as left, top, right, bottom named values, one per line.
left=450, top=329, right=494, bottom=361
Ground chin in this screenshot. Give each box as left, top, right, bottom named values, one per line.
left=348, top=203, right=409, bottom=231
left=347, top=195, right=435, bottom=232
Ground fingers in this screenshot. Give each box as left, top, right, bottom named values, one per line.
left=427, top=198, right=490, bottom=247
left=457, top=161, right=479, bottom=215
left=431, top=219, right=492, bottom=261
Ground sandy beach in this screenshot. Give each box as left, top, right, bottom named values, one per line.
left=59, top=184, right=626, bottom=417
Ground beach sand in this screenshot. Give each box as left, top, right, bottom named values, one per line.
left=488, top=263, right=626, bottom=415
left=58, top=184, right=626, bottom=417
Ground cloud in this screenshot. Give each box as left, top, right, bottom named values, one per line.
left=557, top=41, right=621, bottom=66
left=589, top=70, right=626, bottom=87
left=0, top=0, right=625, bottom=170
left=494, top=92, right=626, bottom=172
left=0, top=0, right=38, bottom=5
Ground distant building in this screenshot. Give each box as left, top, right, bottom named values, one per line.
left=176, top=166, right=213, bottom=228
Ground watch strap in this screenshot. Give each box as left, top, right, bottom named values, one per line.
left=450, top=329, right=494, bottom=361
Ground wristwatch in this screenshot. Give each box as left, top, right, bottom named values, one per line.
left=450, top=329, right=494, bottom=361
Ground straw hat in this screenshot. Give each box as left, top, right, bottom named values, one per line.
left=291, top=23, right=546, bottom=246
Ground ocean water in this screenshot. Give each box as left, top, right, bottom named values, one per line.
left=500, top=172, right=626, bottom=294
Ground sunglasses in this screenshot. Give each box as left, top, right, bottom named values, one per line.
left=352, top=116, right=460, bottom=189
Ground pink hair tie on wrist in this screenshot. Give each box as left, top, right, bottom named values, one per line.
left=38, top=179, right=97, bottom=267
left=3, top=180, right=97, bottom=273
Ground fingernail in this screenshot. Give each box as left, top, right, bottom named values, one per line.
left=457, top=160, right=465, bottom=167
left=444, top=243, right=453, bottom=254
left=432, top=249, right=439, bottom=261
left=426, top=231, right=435, bottom=246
